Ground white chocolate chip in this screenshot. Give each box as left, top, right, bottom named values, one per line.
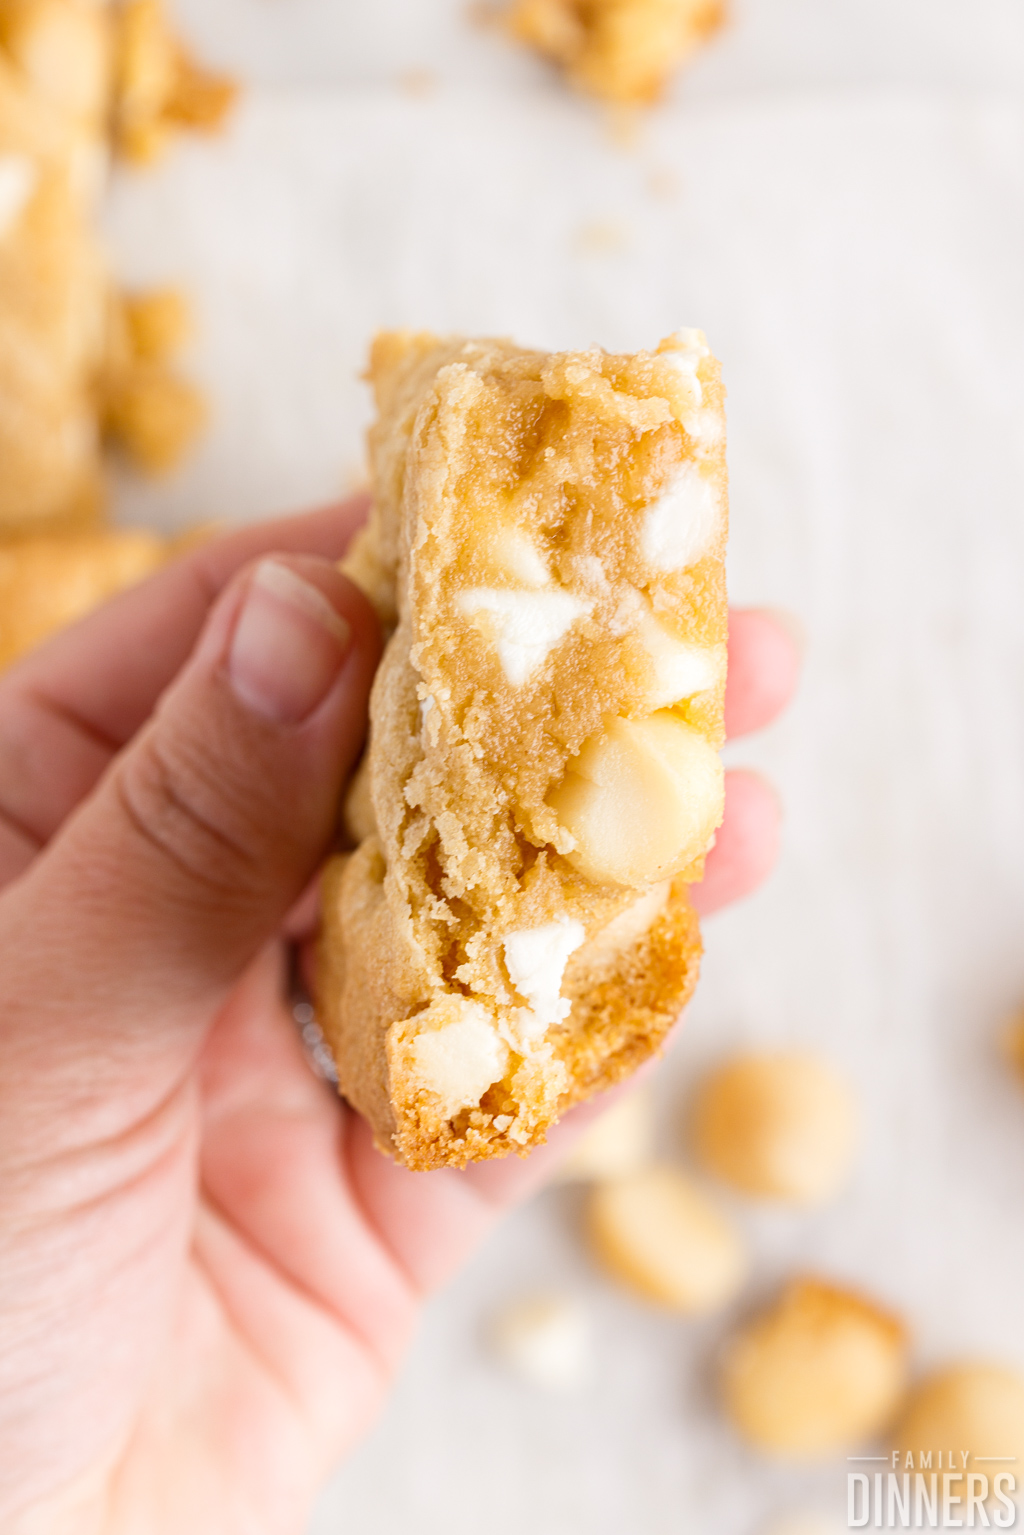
left=490, top=1294, right=592, bottom=1391
left=408, top=998, right=509, bottom=1118
left=548, top=712, right=724, bottom=888
left=487, top=527, right=550, bottom=587
left=5, top=0, right=111, bottom=122
left=640, top=460, right=722, bottom=574
left=0, top=155, right=37, bottom=240
left=457, top=586, right=591, bottom=685
left=502, top=918, right=585, bottom=1043
left=686, top=407, right=725, bottom=450
left=581, top=883, right=671, bottom=973
left=637, top=612, right=723, bottom=709
left=657, top=326, right=709, bottom=415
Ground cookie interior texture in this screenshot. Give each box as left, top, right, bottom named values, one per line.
left=319, top=329, right=728, bottom=1170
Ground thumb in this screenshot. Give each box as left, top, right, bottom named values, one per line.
left=1, top=554, right=379, bottom=1078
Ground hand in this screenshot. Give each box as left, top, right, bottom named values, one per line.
left=0, top=499, right=800, bottom=1535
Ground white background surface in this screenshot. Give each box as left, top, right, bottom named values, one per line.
left=102, top=3, right=1024, bottom=1530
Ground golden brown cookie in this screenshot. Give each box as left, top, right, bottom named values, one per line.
left=112, top=0, right=237, bottom=166
left=0, top=22, right=110, bottom=534
left=0, top=1, right=231, bottom=534
left=0, top=525, right=168, bottom=669
left=319, top=329, right=728, bottom=1170
left=506, top=0, right=725, bottom=107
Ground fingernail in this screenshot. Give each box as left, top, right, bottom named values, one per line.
left=228, top=560, right=351, bottom=724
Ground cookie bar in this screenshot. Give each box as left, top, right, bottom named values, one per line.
left=113, top=0, right=236, bottom=166
left=506, top=0, right=724, bottom=106
left=101, top=285, right=207, bottom=473
left=319, top=329, right=728, bottom=1170
left=0, top=525, right=167, bottom=668
left=0, top=4, right=111, bottom=532
left=0, top=0, right=230, bottom=533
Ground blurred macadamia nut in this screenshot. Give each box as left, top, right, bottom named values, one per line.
left=893, top=1364, right=1024, bottom=1481
left=557, top=1091, right=653, bottom=1182
left=1002, top=1016, right=1024, bottom=1089
left=691, top=1053, right=857, bottom=1204
left=720, top=1278, right=908, bottom=1456
left=587, top=1166, right=745, bottom=1314
left=490, top=1294, right=592, bottom=1391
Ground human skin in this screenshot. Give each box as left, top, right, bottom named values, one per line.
left=0, top=496, right=800, bottom=1534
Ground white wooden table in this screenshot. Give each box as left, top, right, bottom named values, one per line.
left=103, top=5, right=1024, bottom=1528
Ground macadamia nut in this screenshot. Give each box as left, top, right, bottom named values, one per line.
left=490, top=1294, right=592, bottom=1391
left=587, top=1165, right=745, bottom=1314
left=893, top=1364, right=1024, bottom=1483
left=691, top=1053, right=858, bottom=1204
left=720, top=1278, right=908, bottom=1456
left=548, top=711, right=724, bottom=888
left=760, top=1516, right=845, bottom=1535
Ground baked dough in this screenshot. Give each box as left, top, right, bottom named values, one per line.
left=319, top=329, right=728, bottom=1170
left=112, top=0, right=236, bottom=166
left=506, top=0, right=725, bottom=106
left=0, top=13, right=110, bottom=533
left=0, top=0, right=230, bottom=534
left=0, top=525, right=168, bottom=668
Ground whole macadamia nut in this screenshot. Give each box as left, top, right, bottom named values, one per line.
left=587, top=1165, right=746, bottom=1315
left=894, top=1364, right=1024, bottom=1480
left=691, top=1052, right=857, bottom=1204
left=720, top=1277, right=908, bottom=1456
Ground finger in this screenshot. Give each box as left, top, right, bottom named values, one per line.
left=725, top=607, right=803, bottom=739
left=0, top=496, right=368, bottom=885
left=198, top=949, right=418, bottom=1374
left=691, top=768, right=782, bottom=915
left=342, top=1064, right=659, bottom=1296
left=0, top=555, right=380, bottom=1112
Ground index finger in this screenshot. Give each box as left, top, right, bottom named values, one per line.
left=0, top=496, right=369, bottom=880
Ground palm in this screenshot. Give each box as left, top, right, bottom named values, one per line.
left=101, top=941, right=561, bottom=1533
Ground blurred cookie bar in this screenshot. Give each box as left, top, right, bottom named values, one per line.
left=0, top=1, right=111, bottom=532
left=0, top=525, right=167, bottom=668
left=506, top=0, right=724, bottom=106
left=112, top=0, right=236, bottom=165
left=101, top=285, right=206, bottom=472
left=0, top=0, right=231, bottom=533
left=319, top=328, right=728, bottom=1169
